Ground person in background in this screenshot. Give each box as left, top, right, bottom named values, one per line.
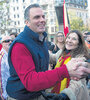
left=0, top=37, right=2, bottom=51
left=83, top=31, right=90, bottom=90
left=49, top=31, right=65, bottom=69
left=10, top=32, right=18, bottom=41
left=6, top=4, right=89, bottom=100
left=0, top=35, right=12, bottom=100
left=49, top=31, right=65, bottom=53
left=0, top=44, right=2, bottom=51
left=85, top=32, right=90, bottom=49
left=84, top=32, right=90, bottom=90
left=50, top=30, right=90, bottom=100
left=83, top=31, right=87, bottom=39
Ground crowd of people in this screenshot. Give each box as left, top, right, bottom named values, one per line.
left=0, top=3, right=90, bottom=100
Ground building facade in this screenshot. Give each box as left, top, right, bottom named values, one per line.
left=0, top=0, right=88, bottom=41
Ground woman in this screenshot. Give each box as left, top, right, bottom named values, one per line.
left=49, top=31, right=65, bottom=53
left=49, top=31, right=65, bottom=69
left=51, top=30, right=90, bottom=100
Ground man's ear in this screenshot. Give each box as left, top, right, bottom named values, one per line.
left=25, top=20, right=30, bottom=27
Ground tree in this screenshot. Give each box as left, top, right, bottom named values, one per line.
left=0, top=0, right=11, bottom=35
left=70, top=17, right=85, bottom=31
left=68, top=10, right=89, bottom=32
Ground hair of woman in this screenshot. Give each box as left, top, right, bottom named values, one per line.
left=62, top=30, right=90, bottom=58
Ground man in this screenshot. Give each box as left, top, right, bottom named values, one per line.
left=6, top=4, right=89, bottom=100
left=10, top=32, right=18, bottom=41
left=0, top=35, right=12, bottom=100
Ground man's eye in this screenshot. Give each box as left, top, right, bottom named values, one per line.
left=35, top=16, right=40, bottom=19
left=42, top=15, right=45, bottom=19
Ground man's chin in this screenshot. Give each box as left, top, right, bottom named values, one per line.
left=38, top=30, right=45, bottom=34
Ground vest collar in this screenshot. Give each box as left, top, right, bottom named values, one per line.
left=24, top=25, right=47, bottom=43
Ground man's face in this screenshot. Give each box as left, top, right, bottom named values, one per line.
left=86, top=35, right=90, bottom=42
left=10, top=34, right=15, bottom=40
left=2, top=36, right=12, bottom=52
left=26, top=7, right=46, bottom=34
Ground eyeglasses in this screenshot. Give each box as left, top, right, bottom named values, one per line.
left=2, top=39, right=13, bottom=43
left=56, top=35, right=64, bottom=37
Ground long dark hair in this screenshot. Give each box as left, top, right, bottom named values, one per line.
left=62, top=30, right=90, bottom=59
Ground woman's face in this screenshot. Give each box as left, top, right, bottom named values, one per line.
left=65, top=32, right=79, bottom=50
left=57, top=33, right=64, bottom=43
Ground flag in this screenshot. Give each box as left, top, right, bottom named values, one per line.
left=0, top=44, right=2, bottom=51
left=63, top=0, right=69, bottom=37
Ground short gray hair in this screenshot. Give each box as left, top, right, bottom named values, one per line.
left=24, top=4, right=41, bottom=21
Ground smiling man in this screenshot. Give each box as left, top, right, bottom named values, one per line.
left=6, top=4, right=90, bottom=100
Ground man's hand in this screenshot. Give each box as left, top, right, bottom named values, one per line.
left=83, top=66, right=90, bottom=74
left=66, top=58, right=88, bottom=79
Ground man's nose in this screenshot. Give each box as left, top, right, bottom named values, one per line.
left=40, top=16, right=45, bottom=21
left=9, top=40, right=12, bottom=43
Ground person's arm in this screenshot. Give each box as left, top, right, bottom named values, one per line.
left=84, top=59, right=90, bottom=73
left=11, top=43, right=89, bottom=92
left=66, top=58, right=89, bottom=79
left=64, top=58, right=89, bottom=99
left=83, top=67, right=90, bottom=74
left=11, top=43, right=69, bottom=92
left=49, top=49, right=62, bottom=64
left=61, top=79, right=89, bottom=100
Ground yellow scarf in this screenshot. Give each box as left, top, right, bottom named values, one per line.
left=51, top=55, right=71, bottom=94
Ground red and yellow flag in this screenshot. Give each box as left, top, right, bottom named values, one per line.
left=51, top=55, right=71, bottom=94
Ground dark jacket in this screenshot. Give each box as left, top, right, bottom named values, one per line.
left=6, top=26, right=49, bottom=100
